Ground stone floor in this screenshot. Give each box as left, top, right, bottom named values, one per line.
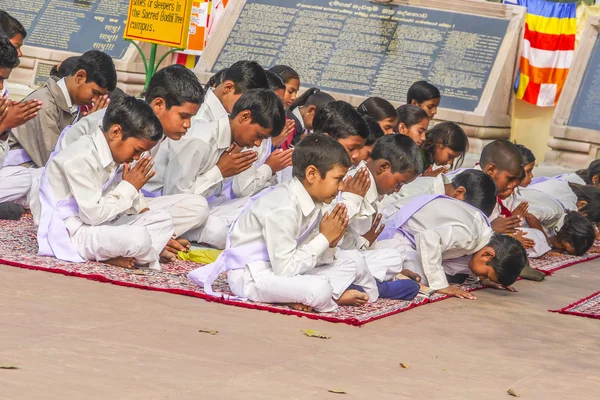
left=1, top=258, right=599, bottom=400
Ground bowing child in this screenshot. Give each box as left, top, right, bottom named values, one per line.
left=36, top=96, right=174, bottom=270
left=188, top=134, right=378, bottom=312
left=357, top=97, right=398, bottom=134
left=395, top=104, right=429, bottom=146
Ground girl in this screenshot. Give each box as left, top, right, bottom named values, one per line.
left=282, top=87, right=335, bottom=150
left=269, top=65, right=300, bottom=109
left=576, top=159, right=600, bottom=187
left=395, top=104, right=429, bottom=146
left=421, top=121, right=468, bottom=176
left=357, top=116, right=385, bottom=162
left=516, top=144, right=535, bottom=187
left=357, top=97, right=398, bottom=134
left=407, top=80, right=441, bottom=119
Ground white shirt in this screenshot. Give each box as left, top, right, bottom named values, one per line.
left=56, top=78, right=78, bottom=114
left=228, top=178, right=336, bottom=278
left=57, top=107, right=167, bottom=192
left=399, top=174, right=448, bottom=197
left=194, top=88, right=225, bottom=124
left=516, top=187, right=566, bottom=236
left=43, top=126, right=147, bottom=234
left=392, top=197, right=493, bottom=290
left=164, top=118, right=229, bottom=197
left=527, top=179, right=578, bottom=211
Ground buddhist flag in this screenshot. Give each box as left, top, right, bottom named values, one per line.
left=512, top=0, right=577, bottom=107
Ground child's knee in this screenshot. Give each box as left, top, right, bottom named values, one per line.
left=119, top=227, right=153, bottom=256
left=305, top=279, right=334, bottom=306
left=179, top=195, right=210, bottom=226
left=201, top=215, right=229, bottom=248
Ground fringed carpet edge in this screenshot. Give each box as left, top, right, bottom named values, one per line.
left=549, top=291, right=600, bottom=320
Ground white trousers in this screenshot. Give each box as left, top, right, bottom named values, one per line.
left=374, top=237, right=425, bottom=283
left=0, top=166, right=32, bottom=205
left=228, top=249, right=379, bottom=313
left=147, top=194, right=208, bottom=237
left=363, top=247, right=407, bottom=282
left=70, top=209, right=174, bottom=270
left=183, top=196, right=247, bottom=249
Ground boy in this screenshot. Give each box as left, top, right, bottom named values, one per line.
left=50, top=65, right=208, bottom=259
left=0, top=11, right=26, bottom=57
left=36, top=96, right=174, bottom=270
left=188, top=134, right=378, bottom=312
left=164, top=89, right=286, bottom=248
left=0, top=33, right=32, bottom=219
left=376, top=195, right=527, bottom=299
left=7, top=50, right=117, bottom=168
left=195, top=60, right=268, bottom=124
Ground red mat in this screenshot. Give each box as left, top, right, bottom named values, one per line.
left=0, top=216, right=597, bottom=325
left=550, top=292, right=600, bottom=320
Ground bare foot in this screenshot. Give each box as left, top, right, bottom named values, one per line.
left=176, top=237, right=191, bottom=250
left=160, top=249, right=176, bottom=264
left=285, top=303, right=314, bottom=312
left=335, top=289, right=369, bottom=307
left=105, top=256, right=135, bottom=269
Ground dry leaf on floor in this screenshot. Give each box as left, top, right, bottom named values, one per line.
left=198, top=329, right=219, bottom=335
left=507, top=388, right=521, bottom=397
left=0, top=365, right=19, bottom=369
left=301, top=329, right=331, bottom=339
left=399, top=363, right=409, bottom=369
left=328, top=389, right=347, bottom=394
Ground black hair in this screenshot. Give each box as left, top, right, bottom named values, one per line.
left=421, top=121, right=468, bottom=168
left=0, top=11, right=27, bottom=39
left=108, top=87, right=127, bottom=102
left=313, top=100, right=369, bottom=140
left=569, top=183, right=600, bottom=224
left=50, top=56, right=79, bottom=80
left=102, top=95, right=163, bottom=142
left=269, top=65, right=300, bottom=84
left=265, top=70, right=286, bottom=92
left=396, top=104, right=429, bottom=128
left=357, top=97, right=398, bottom=122
left=486, top=233, right=527, bottom=286
left=145, top=64, right=204, bottom=108
left=292, top=133, right=351, bottom=179
left=451, top=169, right=497, bottom=217
left=230, top=89, right=285, bottom=137
left=407, top=81, right=440, bottom=104
left=0, top=34, right=19, bottom=69
left=223, top=60, right=269, bottom=92
left=363, top=116, right=385, bottom=147
left=205, top=68, right=227, bottom=91
left=370, top=134, right=423, bottom=175
left=576, top=159, right=600, bottom=185
left=72, top=50, right=117, bottom=91
left=555, top=211, right=595, bottom=256
left=289, top=87, right=335, bottom=112
left=479, top=139, right=523, bottom=174
left=516, top=144, right=536, bottom=165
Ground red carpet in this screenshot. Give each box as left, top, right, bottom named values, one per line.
left=550, top=292, right=600, bottom=320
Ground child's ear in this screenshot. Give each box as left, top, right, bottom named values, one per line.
left=222, top=80, right=236, bottom=95
left=453, top=186, right=466, bottom=200
left=306, top=105, right=317, bottom=116
left=593, top=175, right=599, bottom=185
left=398, top=123, right=407, bottom=134
left=74, top=69, right=87, bottom=84
left=577, top=200, right=589, bottom=211
left=108, top=124, right=123, bottom=140
left=482, top=246, right=496, bottom=260
left=483, top=163, right=496, bottom=175
left=150, top=97, right=166, bottom=114
left=410, top=99, right=419, bottom=107
left=237, top=110, right=252, bottom=123
left=377, top=160, right=391, bottom=175
left=305, top=165, right=318, bottom=184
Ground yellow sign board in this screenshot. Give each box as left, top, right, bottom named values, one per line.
left=124, top=0, right=193, bottom=47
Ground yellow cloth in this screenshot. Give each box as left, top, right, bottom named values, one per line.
left=178, top=249, right=222, bottom=264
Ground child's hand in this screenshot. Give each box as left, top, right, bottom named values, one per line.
left=588, top=245, right=600, bottom=254
left=514, top=229, right=535, bottom=249
left=437, top=285, right=477, bottom=300
left=320, top=203, right=348, bottom=247
left=265, top=148, right=293, bottom=173
left=122, top=156, right=155, bottom=191
left=83, top=94, right=109, bottom=117
left=491, top=215, right=522, bottom=234
left=422, top=165, right=448, bottom=177
left=217, top=144, right=258, bottom=178
left=513, top=201, right=529, bottom=219
left=271, top=119, right=295, bottom=148
left=362, top=213, right=384, bottom=246
left=0, top=99, right=42, bottom=131
left=342, top=168, right=370, bottom=197
left=0, top=95, right=8, bottom=125
left=481, top=279, right=518, bottom=292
